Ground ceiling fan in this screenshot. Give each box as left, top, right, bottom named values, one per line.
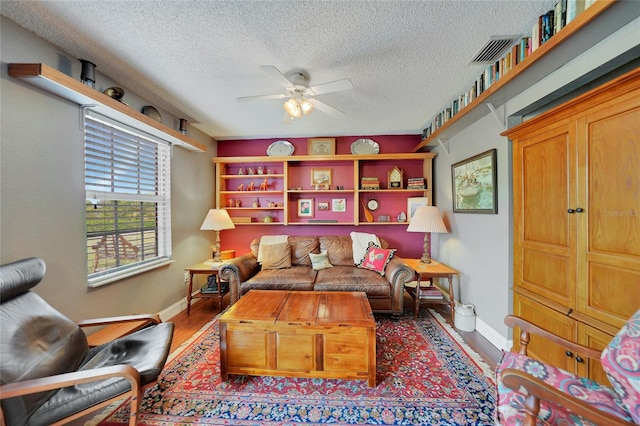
left=237, top=66, right=353, bottom=119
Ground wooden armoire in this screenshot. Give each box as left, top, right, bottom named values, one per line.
left=503, top=67, right=640, bottom=384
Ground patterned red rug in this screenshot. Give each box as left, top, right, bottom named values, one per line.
left=92, top=310, right=496, bottom=425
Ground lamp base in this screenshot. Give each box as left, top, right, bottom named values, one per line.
left=419, top=254, right=432, bottom=264
left=419, top=232, right=432, bottom=264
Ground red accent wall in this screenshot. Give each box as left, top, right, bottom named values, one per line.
left=216, top=135, right=426, bottom=259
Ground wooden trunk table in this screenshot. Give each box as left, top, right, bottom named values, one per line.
left=219, top=290, right=377, bottom=387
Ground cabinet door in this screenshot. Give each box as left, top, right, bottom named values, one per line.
left=513, top=294, right=576, bottom=373
left=576, top=94, right=640, bottom=330
left=513, top=124, right=578, bottom=307
left=577, top=323, right=613, bottom=386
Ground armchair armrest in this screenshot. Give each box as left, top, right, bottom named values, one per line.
left=78, top=314, right=161, bottom=347
left=77, top=313, right=161, bottom=328
left=501, top=368, right=634, bottom=426
left=0, top=365, right=141, bottom=400
left=219, top=253, right=261, bottom=305
left=504, top=315, right=602, bottom=359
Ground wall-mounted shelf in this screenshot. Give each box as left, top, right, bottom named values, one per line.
left=214, top=153, right=435, bottom=226
left=414, top=0, right=634, bottom=152
left=8, top=63, right=206, bottom=152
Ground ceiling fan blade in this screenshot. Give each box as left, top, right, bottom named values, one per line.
left=260, top=65, right=294, bottom=88
left=312, top=99, right=344, bottom=117
left=237, top=93, right=287, bottom=102
left=309, top=78, right=353, bottom=95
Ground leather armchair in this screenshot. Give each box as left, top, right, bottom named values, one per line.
left=0, top=257, right=174, bottom=426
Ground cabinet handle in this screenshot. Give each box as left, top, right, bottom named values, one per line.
left=576, top=208, right=584, bottom=213
left=567, top=209, right=575, bottom=213
left=576, top=356, right=584, bottom=363
left=565, top=351, right=574, bottom=358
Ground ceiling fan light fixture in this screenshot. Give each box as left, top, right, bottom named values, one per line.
left=283, top=98, right=302, bottom=118
left=300, top=98, right=314, bottom=115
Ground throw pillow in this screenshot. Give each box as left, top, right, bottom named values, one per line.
left=357, top=241, right=396, bottom=276
left=309, top=251, right=333, bottom=270
left=261, top=242, right=292, bottom=270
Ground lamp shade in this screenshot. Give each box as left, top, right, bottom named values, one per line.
left=200, top=209, right=235, bottom=231
left=406, top=206, right=448, bottom=233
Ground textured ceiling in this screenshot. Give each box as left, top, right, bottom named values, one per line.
left=2, top=0, right=558, bottom=140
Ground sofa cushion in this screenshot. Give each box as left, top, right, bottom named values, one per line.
left=600, top=308, right=640, bottom=423
left=289, top=236, right=320, bottom=266
left=261, top=242, right=292, bottom=269
left=357, top=242, right=396, bottom=276
left=314, top=266, right=391, bottom=297
left=242, top=266, right=316, bottom=293
left=309, top=252, right=333, bottom=270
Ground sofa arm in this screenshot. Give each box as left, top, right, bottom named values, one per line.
left=385, top=256, right=415, bottom=315
left=219, top=253, right=261, bottom=305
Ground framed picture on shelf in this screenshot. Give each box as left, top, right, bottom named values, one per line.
left=451, top=149, right=497, bottom=214
left=311, top=168, right=332, bottom=187
left=317, top=201, right=330, bottom=211
left=407, top=197, right=429, bottom=223
left=332, top=198, right=346, bottom=212
left=298, top=199, right=314, bottom=217
left=308, top=138, right=336, bottom=156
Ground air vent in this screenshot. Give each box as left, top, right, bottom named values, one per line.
left=469, top=35, right=522, bottom=64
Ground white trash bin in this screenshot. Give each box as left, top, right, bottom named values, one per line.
left=454, top=303, right=476, bottom=332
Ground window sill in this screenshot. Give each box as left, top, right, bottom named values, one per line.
left=88, top=258, right=175, bottom=288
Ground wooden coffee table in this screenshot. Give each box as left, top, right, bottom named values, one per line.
left=219, top=290, right=377, bottom=387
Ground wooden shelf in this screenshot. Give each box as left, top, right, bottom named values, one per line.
left=8, top=63, right=206, bottom=152
left=414, top=0, right=631, bottom=152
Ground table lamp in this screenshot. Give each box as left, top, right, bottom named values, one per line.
left=406, top=205, right=448, bottom=264
left=200, top=209, right=235, bottom=262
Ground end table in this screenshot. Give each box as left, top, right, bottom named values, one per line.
left=404, top=258, right=458, bottom=321
left=185, top=260, right=231, bottom=315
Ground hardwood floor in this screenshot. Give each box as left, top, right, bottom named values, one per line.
left=168, top=291, right=503, bottom=371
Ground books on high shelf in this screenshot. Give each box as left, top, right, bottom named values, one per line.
left=360, top=176, right=380, bottom=190
left=407, top=177, right=426, bottom=190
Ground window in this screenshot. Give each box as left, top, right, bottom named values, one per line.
left=84, top=111, right=172, bottom=286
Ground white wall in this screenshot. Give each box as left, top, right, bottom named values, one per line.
left=431, top=15, right=640, bottom=351
left=1, top=17, right=216, bottom=321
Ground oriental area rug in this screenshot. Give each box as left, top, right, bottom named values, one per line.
left=91, top=310, right=497, bottom=425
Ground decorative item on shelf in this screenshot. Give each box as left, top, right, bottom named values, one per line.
left=236, top=183, right=244, bottom=191
left=238, top=167, right=245, bottom=175
left=253, top=198, right=259, bottom=208
left=235, top=200, right=242, bottom=207
left=103, top=87, right=125, bottom=101
left=308, top=138, right=336, bottom=156
left=267, top=200, right=276, bottom=208
left=79, top=59, right=96, bottom=88
left=247, top=181, right=255, bottom=191
left=257, top=166, right=264, bottom=175
left=248, top=167, right=255, bottom=175
left=378, top=215, right=391, bottom=222
left=407, top=177, right=426, bottom=190
left=262, top=215, right=274, bottom=223
left=361, top=201, right=374, bottom=223
left=360, top=177, right=380, bottom=190
left=350, top=138, right=379, bottom=155
left=179, top=118, right=188, bottom=135
left=298, top=199, right=314, bottom=217
left=406, top=205, right=448, bottom=264
left=200, top=209, right=236, bottom=262
left=259, top=178, right=269, bottom=191
left=227, top=198, right=234, bottom=207
left=397, top=211, right=407, bottom=222
left=388, top=166, right=404, bottom=189
left=367, top=198, right=379, bottom=211
left=311, top=168, right=332, bottom=187
left=141, top=105, right=162, bottom=123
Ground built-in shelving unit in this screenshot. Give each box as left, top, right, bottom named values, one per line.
left=8, top=63, right=206, bottom=152
left=214, top=153, right=435, bottom=226
left=414, top=0, right=634, bottom=152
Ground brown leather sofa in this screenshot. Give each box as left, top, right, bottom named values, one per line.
left=219, top=235, right=414, bottom=317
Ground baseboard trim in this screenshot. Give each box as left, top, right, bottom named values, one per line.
left=476, top=316, right=510, bottom=352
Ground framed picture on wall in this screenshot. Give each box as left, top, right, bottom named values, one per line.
left=308, top=138, right=336, bottom=156
left=311, top=168, right=332, bottom=187
left=451, top=149, right=498, bottom=214
left=332, top=198, right=346, bottom=212
left=298, top=199, right=314, bottom=217
left=407, top=197, right=429, bottom=223
left=317, top=201, right=330, bottom=211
